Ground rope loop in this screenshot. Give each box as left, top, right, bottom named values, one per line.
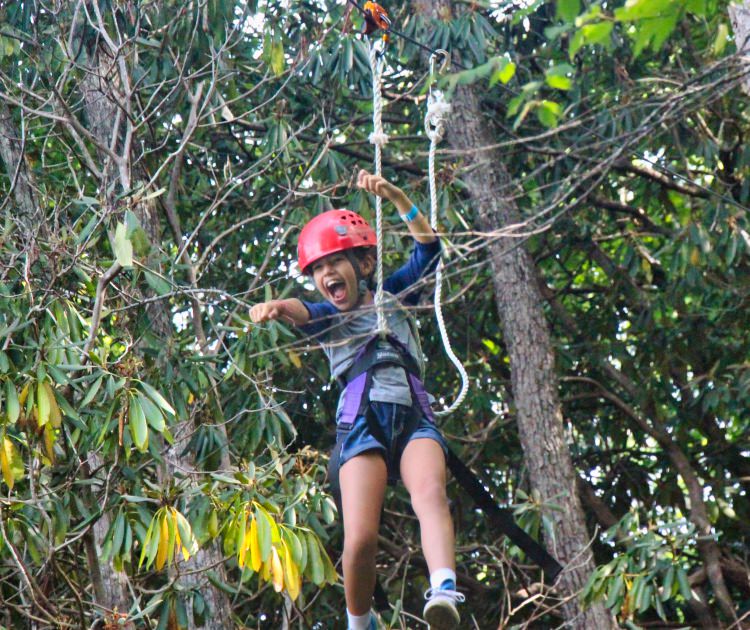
left=425, top=89, right=451, bottom=143
left=424, top=88, right=470, bottom=418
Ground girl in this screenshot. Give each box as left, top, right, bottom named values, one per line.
left=250, top=170, right=464, bottom=629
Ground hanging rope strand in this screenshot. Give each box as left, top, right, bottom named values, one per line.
left=369, top=42, right=389, bottom=335
left=425, top=87, right=469, bottom=417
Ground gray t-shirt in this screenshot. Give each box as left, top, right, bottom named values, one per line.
left=300, top=239, right=441, bottom=417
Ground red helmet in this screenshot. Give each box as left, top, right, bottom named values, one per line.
left=297, top=209, right=375, bottom=273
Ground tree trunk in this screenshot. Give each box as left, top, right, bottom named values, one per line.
left=73, top=21, right=234, bottom=626
left=0, top=101, right=42, bottom=233
left=410, top=2, right=617, bottom=627
left=730, top=1, right=750, bottom=94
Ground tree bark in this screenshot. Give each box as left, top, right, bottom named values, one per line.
left=410, top=2, right=617, bottom=627
left=730, top=1, right=750, bottom=94
left=0, top=101, right=43, bottom=233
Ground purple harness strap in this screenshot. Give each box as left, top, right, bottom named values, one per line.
left=336, top=335, right=435, bottom=430
left=337, top=372, right=369, bottom=429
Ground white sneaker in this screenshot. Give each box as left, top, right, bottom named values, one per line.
left=423, top=583, right=465, bottom=629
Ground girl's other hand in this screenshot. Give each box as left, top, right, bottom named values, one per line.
left=250, top=301, right=282, bottom=323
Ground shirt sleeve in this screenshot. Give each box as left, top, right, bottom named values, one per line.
left=383, top=238, right=442, bottom=306
left=298, top=300, right=338, bottom=338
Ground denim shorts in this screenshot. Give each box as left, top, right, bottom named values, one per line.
left=335, top=401, right=448, bottom=483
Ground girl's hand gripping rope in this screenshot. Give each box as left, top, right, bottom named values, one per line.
left=356, top=169, right=437, bottom=245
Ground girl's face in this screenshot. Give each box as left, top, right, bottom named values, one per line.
left=311, top=252, right=370, bottom=311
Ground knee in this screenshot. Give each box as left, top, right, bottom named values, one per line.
left=411, top=479, right=449, bottom=513
left=343, top=529, right=379, bottom=564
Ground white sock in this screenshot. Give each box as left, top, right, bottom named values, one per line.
left=430, top=568, right=457, bottom=590
left=347, top=610, right=371, bottom=630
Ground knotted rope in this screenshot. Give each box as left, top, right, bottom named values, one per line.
left=369, top=42, right=389, bottom=334
left=425, top=88, right=469, bottom=417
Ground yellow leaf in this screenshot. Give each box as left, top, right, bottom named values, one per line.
left=43, top=424, right=56, bottom=464
left=43, top=383, right=62, bottom=428
left=690, top=247, right=700, bottom=266
left=271, top=546, right=284, bottom=592
left=173, top=508, right=197, bottom=559
left=261, top=557, right=271, bottom=582
left=155, top=513, right=169, bottom=570
left=249, top=517, right=261, bottom=572
left=172, top=508, right=182, bottom=552
left=1, top=437, right=23, bottom=490
left=18, top=383, right=29, bottom=406
left=1, top=438, right=13, bottom=490
left=287, top=351, right=302, bottom=369
left=36, top=382, right=50, bottom=427
left=282, top=541, right=301, bottom=601
left=237, top=514, right=248, bottom=569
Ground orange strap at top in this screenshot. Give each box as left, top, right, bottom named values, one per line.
left=362, top=1, right=391, bottom=35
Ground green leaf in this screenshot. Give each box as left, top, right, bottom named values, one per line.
left=581, top=21, right=613, bottom=47
left=80, top=374, right=104, bottom=408
left=144, top=269, right=171, bottom=296
left=685, top=0, right=706, bottom=15
left=306, top=531, right=325, bottom=585
left=255, top=505, right=272, bottom=562
left=271, top=40, right=284, bottom=77
left=5, top=380, right=19, bottom=424
left=713, top=23, right=729, bottom=56
left=545, top=63, right=575, bottom=91
left=605, top=574, right=625, bottom=609
left=489, top=55, right=516, bottom=86
left=139, top=393, right=165, bottom=432
left=139, top=381, right=176, bottom=416
left=662, top=565, right=676, bottom=600
left=113, top=222, right=134, bottom=268
left=676, top=565, right=693, bottom=601
left=112, top=511, right=126, bottom=556
left=129, top=395, right=149, bottom=452
left=536, top=100, right=563, bottom=128
left=556, top=0, right=580, bottom=23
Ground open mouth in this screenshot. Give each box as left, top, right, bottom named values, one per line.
left=326, top=280, right=348, bottom=302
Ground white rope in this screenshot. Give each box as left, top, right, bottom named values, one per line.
left=425, top=88, right=470, bottom=417
left=369, top=42, right=389, bottom=335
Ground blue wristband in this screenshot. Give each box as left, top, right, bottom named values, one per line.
left=400, top=204, right=419, bottom=223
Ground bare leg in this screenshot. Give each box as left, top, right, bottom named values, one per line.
left=339, top=451, right=388, bottom=615
left=400, top=438, right=455, bottom=573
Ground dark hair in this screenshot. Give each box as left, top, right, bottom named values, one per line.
left=350, top=247, right=376, bottom=288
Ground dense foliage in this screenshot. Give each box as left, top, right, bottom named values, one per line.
left=0, top=0, right=748, bottom=628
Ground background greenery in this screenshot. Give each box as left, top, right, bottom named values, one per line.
left=0, top=0, right=748, bottom=627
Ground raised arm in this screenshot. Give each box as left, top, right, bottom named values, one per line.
left=356, top=169, right=437, bottom=244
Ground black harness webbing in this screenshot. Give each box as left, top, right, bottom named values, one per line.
left=327, top=335, right=563, bottom=606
